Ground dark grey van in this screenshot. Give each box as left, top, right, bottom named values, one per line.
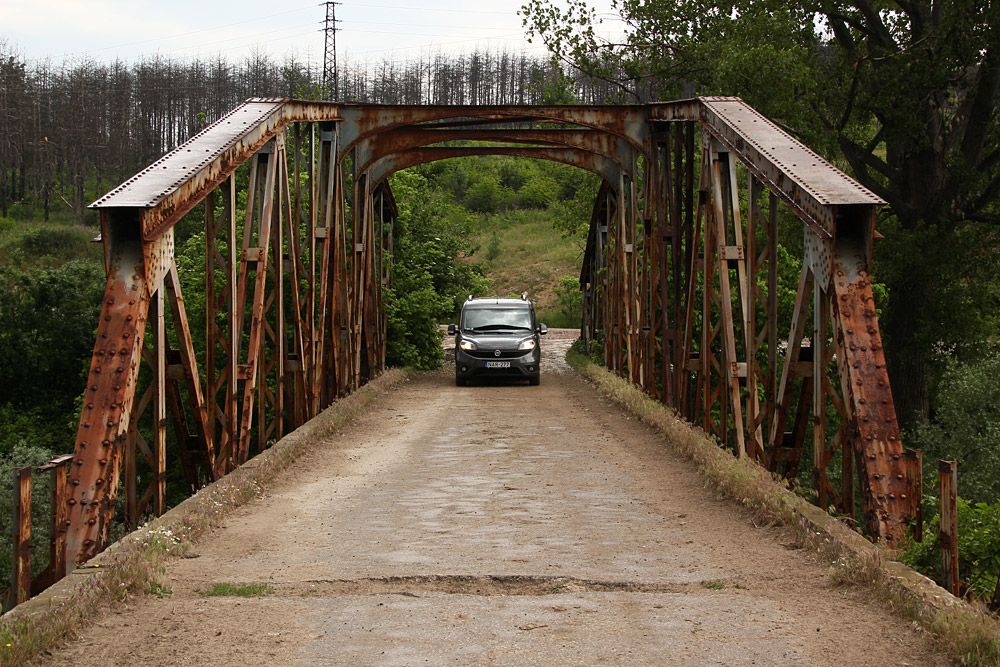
left=447, top=296, right=547, bottom=386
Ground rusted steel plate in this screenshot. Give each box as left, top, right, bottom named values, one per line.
left=92, top=100, right=343, bottom=241
left=337, top=103, right=650, bottom=158
left=92, top=101, right=286, bottom=209
left=356, top=128, right=633, bottom=174
left=832, top=235, right=919, bottom=544
left=67, top=210, right=151, bottom=565
left=698, top=97, right=884, bottom=237
left=368, top=146, right=622, bottom=187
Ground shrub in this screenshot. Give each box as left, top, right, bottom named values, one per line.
left=907, top=353, right=1000, bottom=503
left=902, top=497, right=1000, bottom=602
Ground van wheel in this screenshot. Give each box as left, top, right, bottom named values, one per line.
left=456, top=376, right=467, bottom=387
left=529, top=376, right=540, bottom=386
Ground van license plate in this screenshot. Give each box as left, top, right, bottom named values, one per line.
left=485, top=361, right=511, bottom=368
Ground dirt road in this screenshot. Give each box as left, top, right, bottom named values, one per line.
left=44, top=330, right=944, bottom=666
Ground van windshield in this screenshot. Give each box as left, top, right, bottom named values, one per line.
left=463, top=308, right=533, bottom=331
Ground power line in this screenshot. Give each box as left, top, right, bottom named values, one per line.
left=321, top=1, right=342, bottom=101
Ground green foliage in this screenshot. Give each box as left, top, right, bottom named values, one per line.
left=521, top=0, right=1000, bottom=429
left=907, top=353, right=1000, bottom=504
left=0, top=261, right=105, bottom=426
left=464, top=174, right=506, bottom=213
left=385, top=170, right=490, bottom=369
left=0, top=442, right=57, bottom=602
left=903, top=497, right=1000, bottom=602
left=202, top=582, right=273, bottom=597
left=549, top=275, right=582, bottom=328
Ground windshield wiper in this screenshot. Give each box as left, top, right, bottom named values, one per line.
left=473, top=324, right=530, bottom=331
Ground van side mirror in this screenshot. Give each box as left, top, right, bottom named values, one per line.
left=539, top=324, right=548, bottom=335
left=447, top=324, right=457, bottom=336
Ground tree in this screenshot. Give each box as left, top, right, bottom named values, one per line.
left=520, top=0, right=1000, bottom=424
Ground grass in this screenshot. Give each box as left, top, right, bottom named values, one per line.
left=566, top=346, right=1000, bottom=667
left=0, top=215, right=101, bottom=269
left=469, top=209, right=582, bottom=318
left=0, top=368, right=410, bottom=667
left=700, top=579, right=726, bottom=590
left=202, top=582, right=272, bottom=597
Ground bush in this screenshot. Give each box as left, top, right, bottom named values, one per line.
left=554, top=275, right=582, bottom=327
left=0, top=441, right=57, bottom=605
left=0, top=261, right=104, bottom=416
left=902, top=497, right=1000, bottom=601
left=907, top=353, right=1000, bottom=504
left=464, top=175, right=505, bottom=213
left=385, top=170, right=490, bottom=369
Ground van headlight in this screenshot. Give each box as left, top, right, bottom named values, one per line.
left=459, top=339, right=477, bottom=351
left=518, top=338, right=536, bottom=351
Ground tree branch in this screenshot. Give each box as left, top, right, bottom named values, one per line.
left=960, top=46, right=1000, bottom=167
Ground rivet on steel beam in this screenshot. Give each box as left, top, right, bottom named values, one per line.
left=67, top=498, right=76, bottom=505
left=87, top=518, right=97, bottom=526
left=75, top=459, right=83, bottom=466
left=896, top=474, right=904, bottom=480
left=95, top=478, right=104, bottom=485
left=83, top=422, right=91, bottom=428
left=102, top=440, right=111, bottom=447
left=99, top=459, right=107, bottom=465
left=71, top=479, right=80, bottom=486
left=84, top=539, right=94, bottom=546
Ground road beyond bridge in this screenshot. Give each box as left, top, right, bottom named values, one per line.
left=43, top=333, right=945, bottom=666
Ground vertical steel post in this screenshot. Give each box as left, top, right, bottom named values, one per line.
left=938, top=460, right=960, bottom=596
left=49, top=456, right=71, bottom=581
left=152, top=287, right=167, bottom=516
left=12, top=466, right=31, bottom=605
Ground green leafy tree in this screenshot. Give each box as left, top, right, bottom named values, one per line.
left=385, top=170, right=490, bottom=368
left=520, top=0, right=1000, bottom=425
left=0, top=261, right=105, bottom=452
left=908, top=353, right=1000, bottom=504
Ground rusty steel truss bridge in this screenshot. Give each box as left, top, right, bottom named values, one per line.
left=9, top=97, right=922, bottom=605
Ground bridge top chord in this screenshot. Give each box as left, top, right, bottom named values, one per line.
left=91, top=99, right=287, bottom=209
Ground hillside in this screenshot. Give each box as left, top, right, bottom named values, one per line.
left=469, top=209, right=584, bottom=327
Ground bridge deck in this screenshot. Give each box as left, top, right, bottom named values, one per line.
left=43, top=335, right=944, bottom=667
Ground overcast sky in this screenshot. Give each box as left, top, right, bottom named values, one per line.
left=1, top=0, right=622, bottom=67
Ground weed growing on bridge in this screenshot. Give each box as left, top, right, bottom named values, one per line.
left=203, top=582, right=272, bottom=598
